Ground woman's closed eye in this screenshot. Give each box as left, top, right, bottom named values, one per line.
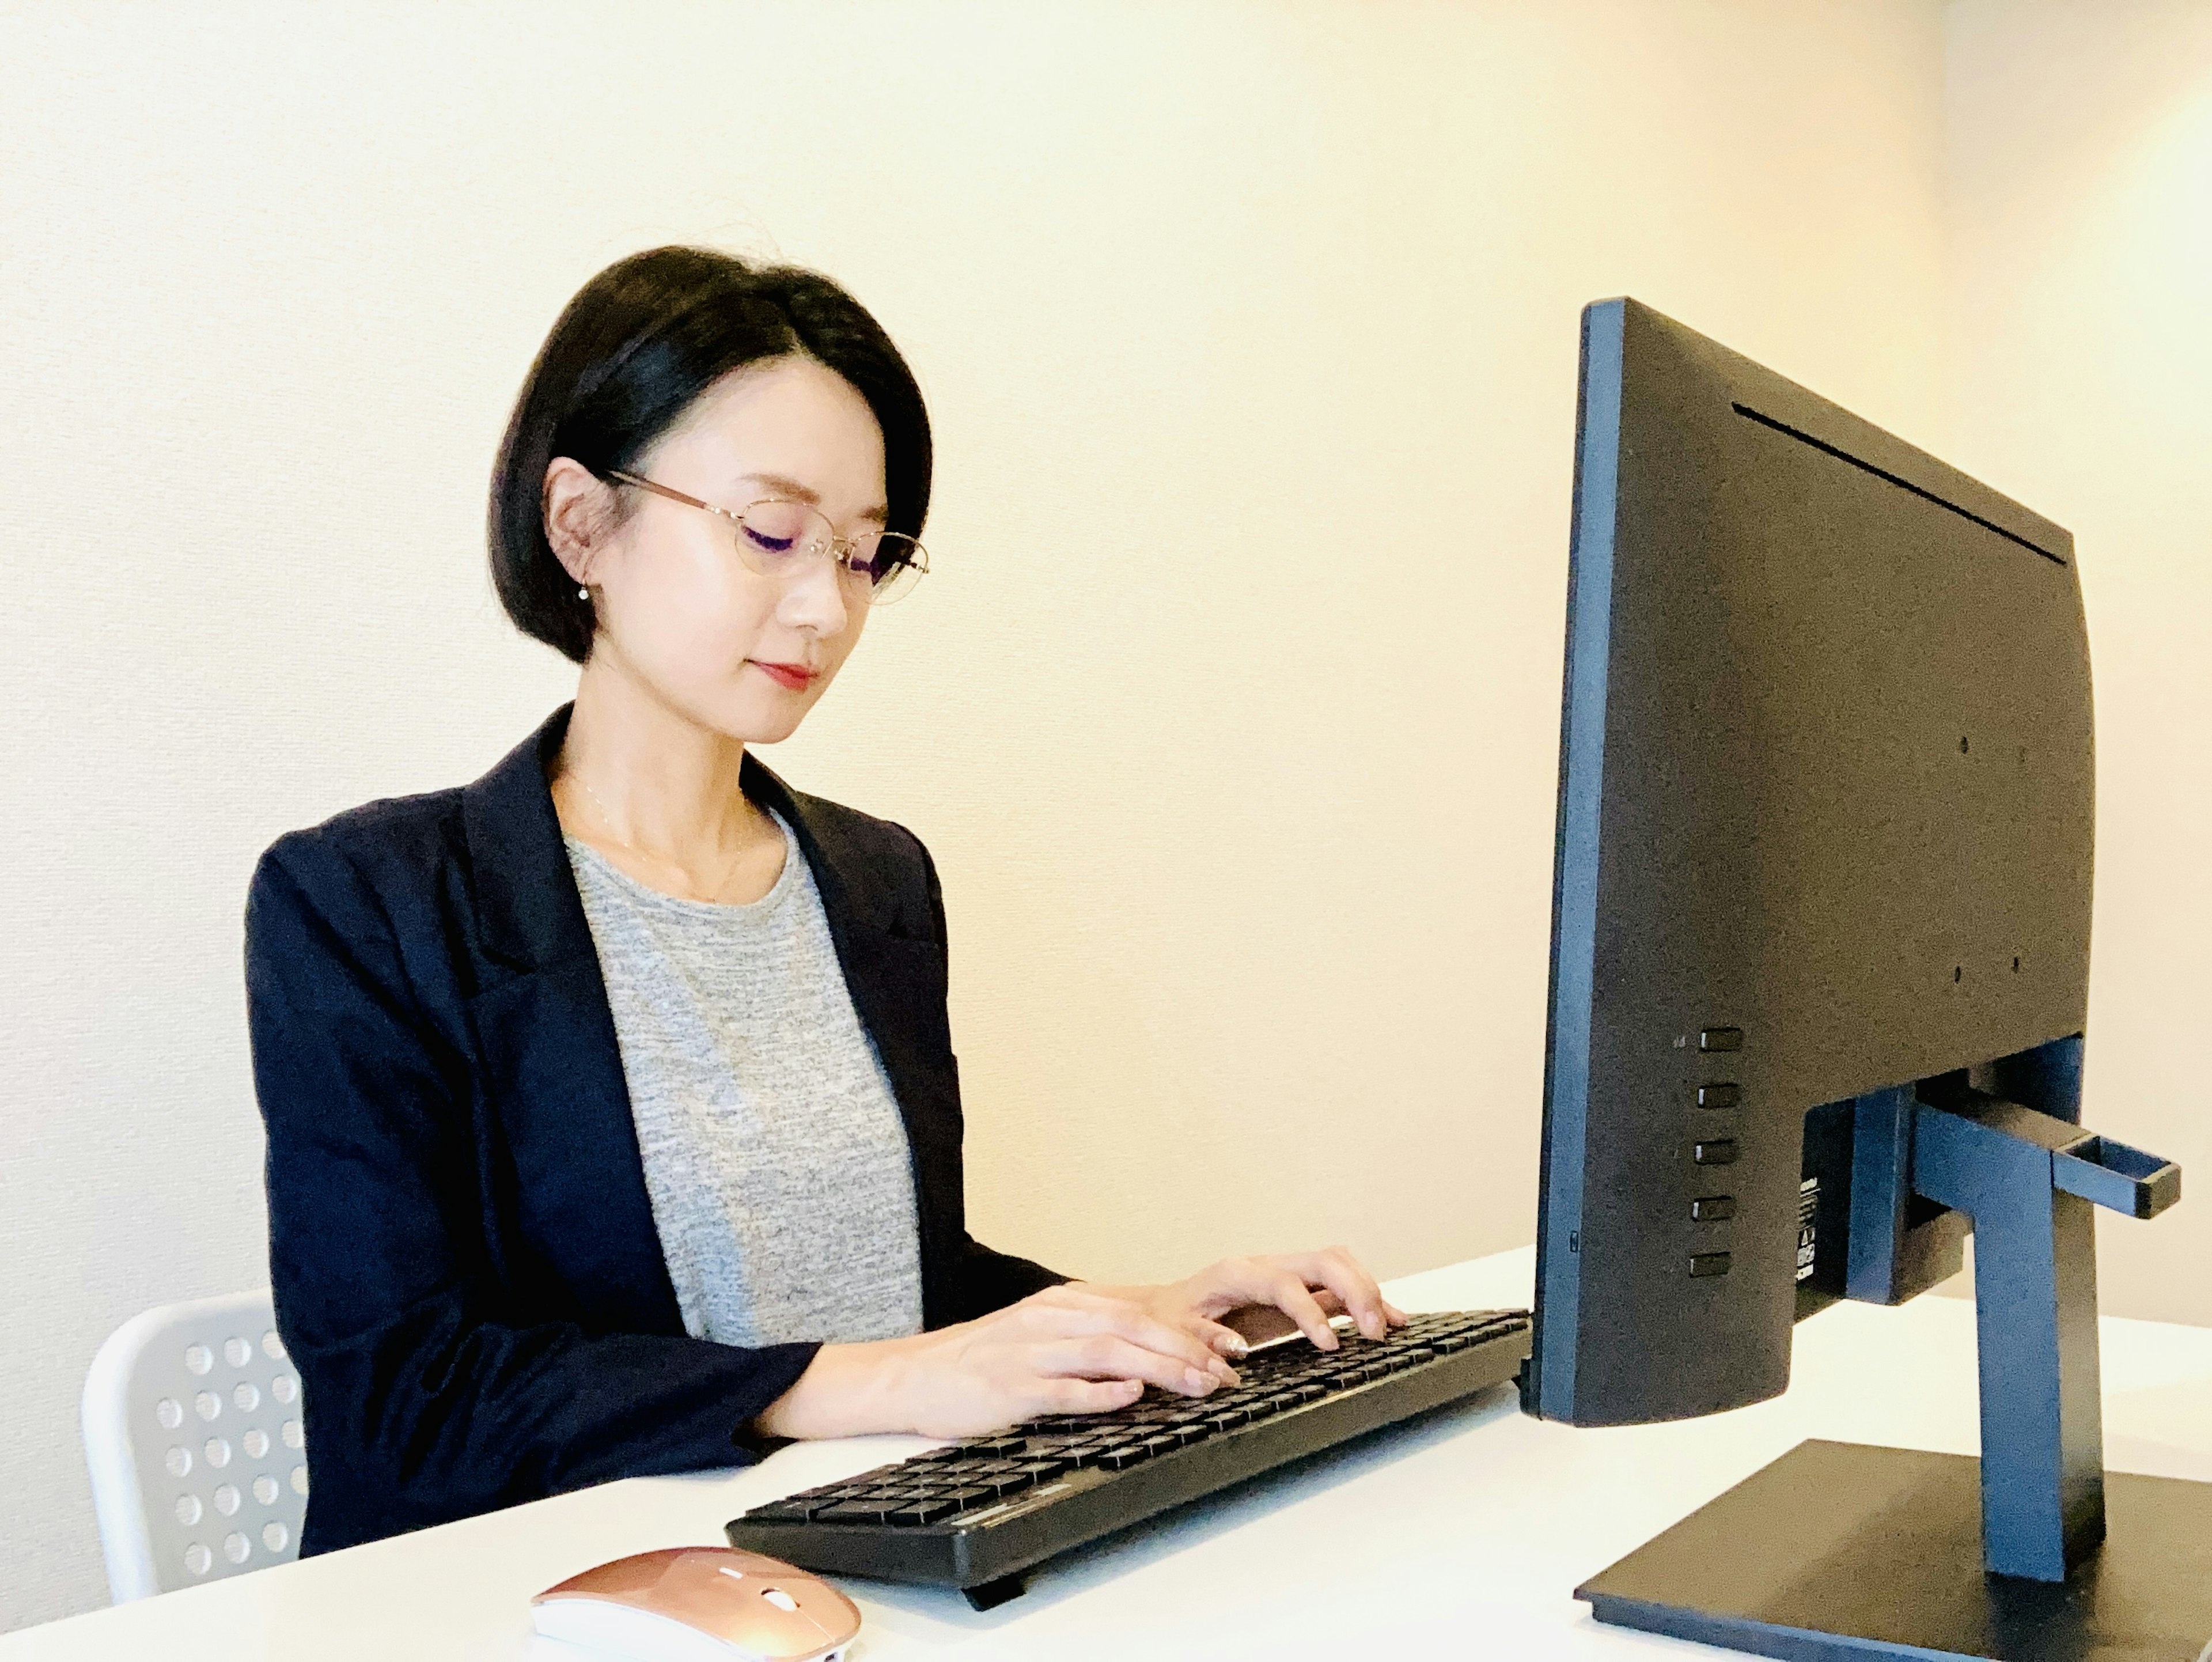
left=743, top=525, right=804, bottom=557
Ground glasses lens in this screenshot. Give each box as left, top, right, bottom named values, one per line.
left=733, top=501, right=831, bottom=575
left=852, top=534, right=926, bottom=605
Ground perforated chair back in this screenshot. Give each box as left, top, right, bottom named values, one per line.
left=82, top=1290, right=310, bottom=1600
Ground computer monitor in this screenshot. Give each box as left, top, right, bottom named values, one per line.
left=1525, top=296, right=2094, bottom=1427
left=1524, top=299, right=2203, bottom=1659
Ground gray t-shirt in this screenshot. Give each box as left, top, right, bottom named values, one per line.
left=565, top=807, right=925, bottom=1349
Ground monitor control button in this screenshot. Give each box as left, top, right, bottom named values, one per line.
left=1691, top=1197, right=1736, bottom=1221
left=1689, top=1252, right=1733, bottom=1277
left=1699, top=1028, right=1744, bottom=1053
left=1693, top=1139, right=1740, bottom=1166
left=1697, top=1082, right=1741, bottom=1109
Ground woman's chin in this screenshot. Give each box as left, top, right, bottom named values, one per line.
left=692, top=685, right=818, bottom=748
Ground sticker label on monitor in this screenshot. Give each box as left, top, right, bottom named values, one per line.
left=1797, top=1176, right=1819, bottom=1284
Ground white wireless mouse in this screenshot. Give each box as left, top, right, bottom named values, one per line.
left=531, top=1546, right=861, bottom=1662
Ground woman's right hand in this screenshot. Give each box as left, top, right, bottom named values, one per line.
left=754, top=1284, right=1243, bottom=1442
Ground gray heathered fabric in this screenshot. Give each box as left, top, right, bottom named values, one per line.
left=564, top=806, right=924, bottom=1349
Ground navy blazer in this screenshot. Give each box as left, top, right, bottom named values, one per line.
left=244, top=704, right=1062, bottom=1555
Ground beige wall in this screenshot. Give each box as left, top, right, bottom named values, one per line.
left=1, top=0, right=1959, bottom=1631
left=1942, top=0, right=2212, bottom=1326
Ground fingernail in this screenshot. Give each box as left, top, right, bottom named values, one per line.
left=1220, top=1334, right=1251, bottom=1358
left=1184, top=1368, right=1211, bottom=1393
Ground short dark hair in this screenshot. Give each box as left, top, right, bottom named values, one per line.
left=489, top=246, right=933, bottom=662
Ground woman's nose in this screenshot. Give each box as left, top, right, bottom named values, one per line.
left=777, top=551, right=851, bottom=634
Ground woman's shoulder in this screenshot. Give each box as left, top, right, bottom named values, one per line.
left=252, top=713, right=558, bottom=914
left=760, top=773, right=933, bottom=873
left=750, top=766, right=944, bottom=944
left=775, top=778, right=926, bottom=860
left=247, top=785, right=474, bottom=941
left=257, top=784, right=469, bottom=879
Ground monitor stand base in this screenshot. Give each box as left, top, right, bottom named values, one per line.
left=1579, top=1440, right=2212, bottom=1661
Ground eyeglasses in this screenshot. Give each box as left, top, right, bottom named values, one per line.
left=603, top=470, right=928, bottom=605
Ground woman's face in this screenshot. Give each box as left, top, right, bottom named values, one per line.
left=571, top=354, right=889, bottom=744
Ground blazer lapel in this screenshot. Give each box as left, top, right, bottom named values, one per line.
left=460, top=705, right=687, bottom=1337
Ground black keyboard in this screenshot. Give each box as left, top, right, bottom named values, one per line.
left=726, top=1307, right=1531, bottom=1608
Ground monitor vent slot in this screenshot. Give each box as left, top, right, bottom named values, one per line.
left=1730, top=402, right=2065, bottom=565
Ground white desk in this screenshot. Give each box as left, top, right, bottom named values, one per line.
left=10, top=1248, right=2212, bottom=1661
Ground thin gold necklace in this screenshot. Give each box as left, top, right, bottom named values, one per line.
left=567, top=774, right=763, bottom=903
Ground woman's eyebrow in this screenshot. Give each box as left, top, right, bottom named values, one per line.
left=738, top=472, right=888, bottom=522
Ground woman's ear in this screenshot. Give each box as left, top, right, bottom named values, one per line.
left=543, top=457, right=618, bottom=586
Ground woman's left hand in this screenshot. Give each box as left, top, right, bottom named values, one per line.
left=1091, top=1245, right=1408, bottom=1358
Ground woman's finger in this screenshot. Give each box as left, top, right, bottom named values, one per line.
left=1287, top=1247, right=1392, bottom=1340
left=1035, top=1332, right=1226, bottom=1396
left=1261, top=1271, right=1340, bottom=1350
left=1031, top=1376, right=1145, bottom=1415
left=1020, top=1295, right=1237, bottom=1383
left=1199, top=1319, right=1251, bottom=1360
left=1059, top=1283, right=1251, bottom=1361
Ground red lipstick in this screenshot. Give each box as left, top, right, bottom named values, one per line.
left=752, top=661, right=817, bottom=691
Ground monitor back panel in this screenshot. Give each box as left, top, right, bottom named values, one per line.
left=1529, top=298, right=2092, bottom=1426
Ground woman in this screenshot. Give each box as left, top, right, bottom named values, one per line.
left=245, top=247, right=1403, bottom=1555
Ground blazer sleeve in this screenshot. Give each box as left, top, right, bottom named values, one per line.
left=245, top=836, right=819, bottom=1552
left=911, top=832, right=1070, bottom=1319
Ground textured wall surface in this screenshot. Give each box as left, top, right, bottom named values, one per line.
left=1942, top=0, right=2212, bottom=1327
left=1, top=0, right=1957, bottom=1631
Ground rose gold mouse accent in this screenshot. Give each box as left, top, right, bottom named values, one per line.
left=533, top=1546, right=861, bottom=1662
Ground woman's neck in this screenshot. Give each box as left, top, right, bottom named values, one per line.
left=549, top=657, right=783, bottom=900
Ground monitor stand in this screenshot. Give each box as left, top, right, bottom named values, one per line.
left=1576, top=1097, right=2212, bottom=1661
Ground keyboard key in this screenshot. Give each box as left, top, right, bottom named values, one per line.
left=816, top=1501, right=893, bottom=1524
left=741, top=1500, right=813, bottom=1524
left=941, top=1486, right=994, bottom=1510
left=888, top=1498, right=962, bottom=1526
left=1094, top=1445, right=1152, bottom=1470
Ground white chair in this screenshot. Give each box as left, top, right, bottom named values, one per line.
left=82, top=1290, right=310, bottom=1600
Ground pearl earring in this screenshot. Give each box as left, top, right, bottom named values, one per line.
left=578, top=585, right=590, bottom=601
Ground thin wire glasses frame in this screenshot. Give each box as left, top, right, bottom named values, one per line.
left=601, top=469, right=929, bottom=605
